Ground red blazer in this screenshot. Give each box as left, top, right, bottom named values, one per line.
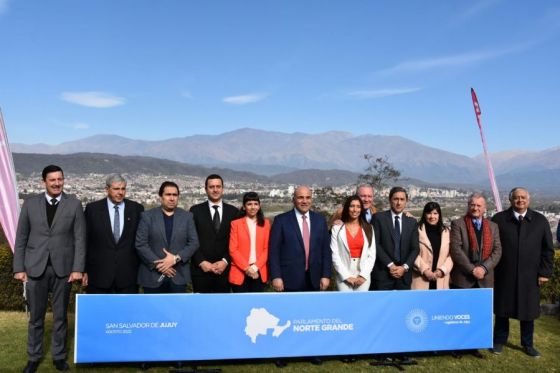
left=228, top=217, right=270, bottom=285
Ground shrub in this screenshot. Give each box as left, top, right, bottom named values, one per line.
left=541, top=250, right=560, bottom=304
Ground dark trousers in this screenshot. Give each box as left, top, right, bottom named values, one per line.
left=142, top=278, right=186, bottom=293
left=192, top=273, right=231, bottom=293
left=231, top=276, right=264, bottom=293
left=86, top=283, right=138, bottom=294
left=285, top=271, right=316, bottom=292
left=494, top=316, right=534, bottom=347
left=26, top=264, right=72, bottom=361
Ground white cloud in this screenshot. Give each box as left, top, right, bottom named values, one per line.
left=222, top=93, right=268, bottom=105
left=378, top=43, right=532, bottom=75
left=0, top=0, right=9, bottom=15
left=346, top=87, right=422, bottom=99
left=60, top=91, right=126, bottom=108
left=181, top=90, right=193, bottom=99
left=72, top=122, right=90, bottom=130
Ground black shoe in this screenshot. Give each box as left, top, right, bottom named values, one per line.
left=309, top=357, right=322, bottom=365
left=470, top=350, right=484, bottom=359
left=23, top=361, right=39, bottom=373
left=450, top=351, right=462, bottom=359
left=274, top=359, right=287, bottom=368
left=53, top=359, right=69, bottom=371
left=491, top=344, right=504, bottom=355
left=523, top=346, right=541, bottom=358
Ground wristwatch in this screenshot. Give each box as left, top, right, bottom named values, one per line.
left=174, top=254, right=181, bottom=264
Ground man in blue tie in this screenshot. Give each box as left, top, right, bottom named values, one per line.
left=83, top=174, right=144, bottom=294
left=450, top=193, right=502, bottom=290
left=370, top=187, right=419, bottom=291
left=449, top=192, right=502, bottom=358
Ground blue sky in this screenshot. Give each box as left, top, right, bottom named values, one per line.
left=0, top=0, right=558, bottom=156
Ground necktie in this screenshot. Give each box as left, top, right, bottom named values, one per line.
left=212, top=205, right=221, bottom=232
left=519, top=215, right=524, bottom=223
left=473, top=219, right=481, bottom=231
left=518, top=214, right=524, bottom=234
left=113, top=205, right=120, bottom=242
left=302, top=214, right=310, bottom=270
left=365, top=209, right=372, bottom=223
left=51, top=198, right=57, bottom=206
left=394, top=215, right=401, bottom=263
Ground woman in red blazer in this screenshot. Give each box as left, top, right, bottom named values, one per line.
left=229, top=192, right=270, bottom=292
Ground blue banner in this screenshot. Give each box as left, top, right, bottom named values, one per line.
left=75, top=289, right=492, bottom=363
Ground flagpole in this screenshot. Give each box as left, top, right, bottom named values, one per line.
left=470, top=88, right=502, bottom=212
left=0, top=107, right=20, bottom=251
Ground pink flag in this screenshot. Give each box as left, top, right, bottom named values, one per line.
left=0, top=108, right=20, bottom=251
left=471, top=88, right=502, bottom=212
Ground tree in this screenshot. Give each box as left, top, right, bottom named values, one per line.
left=357, top=154, right=401, bottom=192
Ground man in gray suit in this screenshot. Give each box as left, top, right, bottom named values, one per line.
left=135, top=181, right=199, bottom=293
left=13, top=165, right=86, bottom=373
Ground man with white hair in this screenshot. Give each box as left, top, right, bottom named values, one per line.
left=491, top=187, right=554, bottom=358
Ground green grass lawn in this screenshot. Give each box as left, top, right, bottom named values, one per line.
left=0, top=311, right=558, bottom=372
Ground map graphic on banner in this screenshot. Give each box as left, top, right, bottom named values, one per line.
left=245, top=308, right=291, bottom=343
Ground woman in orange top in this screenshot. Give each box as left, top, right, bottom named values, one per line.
left=229, top=192, right=270, bottom=292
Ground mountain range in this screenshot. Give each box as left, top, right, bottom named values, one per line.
left=11, top=128, right=560, bottom=194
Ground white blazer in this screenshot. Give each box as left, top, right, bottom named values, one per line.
left=330, top=224, right=376, bottom=282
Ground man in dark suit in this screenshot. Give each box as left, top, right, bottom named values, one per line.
left=189, top=174, right=238, bottom=293
left=13, top=165, right=86, bottom=373
left=370, top=186, right=419, bottom=291
left=268, top=185, right=332, bottom=367
left=268, top=185, right=332, bottom=292
left=491, top=188, right=554, bottom=358
left=82, top=174, right=144, bottom=294
left=135, top=181, right=199, bottom=293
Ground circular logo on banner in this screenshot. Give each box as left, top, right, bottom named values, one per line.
left=405, top=309, right=428, bottom=333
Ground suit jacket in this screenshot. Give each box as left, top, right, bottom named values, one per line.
left=228, top=217, right=271, bottom=285
left=371, top=210, right=419, bottom=289
left=450, top=217, right=502, bottom=289
left=135, top=207, right=199, bottom=287
left=411, top=226, right=453, bottom=290
left=330, top=224, right=376, bottom=283
left=13, top=193, right=86, bottom=277
left=268, top=209, right=332, bottom=291
left=492, top=208, right=554, bottom=320
left=189, top=201, right=238, bottom=276
left=84, top=198, right=144, bottom=289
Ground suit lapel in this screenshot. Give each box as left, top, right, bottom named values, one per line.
left=290, top=210, right=305, bottom=249
left=339, top=225, right=350, bottom=253
left=419, top=225, right=433, bottom=252
left=102, top=201, right=116, bottom=244
left=119, top=200, right=134, bottom=243
left=156, top=210, right=168, bottom=247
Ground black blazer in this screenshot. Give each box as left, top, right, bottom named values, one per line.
left=84, top=198, right=144, bottom=289
left=189, top=201, right=239, bottom=276
left=371, top=210, right=419, bottom=290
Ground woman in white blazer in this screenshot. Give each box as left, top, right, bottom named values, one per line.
left=331, top=195, right=376, bottom=291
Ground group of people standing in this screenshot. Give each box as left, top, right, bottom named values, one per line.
left=11, top=165, right=556, bottom=372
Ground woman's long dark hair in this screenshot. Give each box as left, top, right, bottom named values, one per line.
left=340, top=195, right=373, bottom=246
left=418, top=201, right=446, bottom=232
left=238, top=191, right=265, bottom=227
